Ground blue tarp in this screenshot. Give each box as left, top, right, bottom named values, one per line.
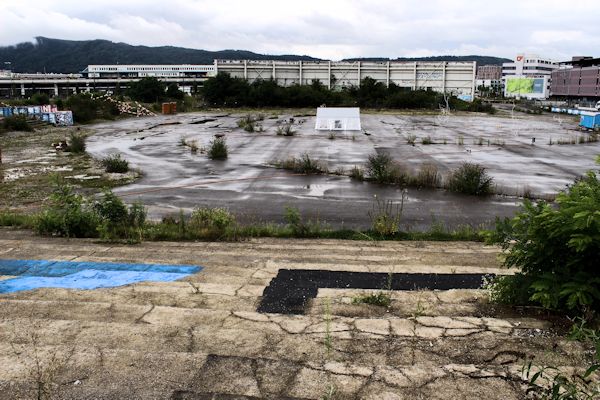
left=0, top=259, right=202, bottom=294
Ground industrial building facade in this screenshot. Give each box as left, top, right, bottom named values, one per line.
left=214, top=60, right=476, bottom=101
left=82, top=65, right=215, bottom=79
left=551, top=57, right=600, bottom=99
left=502, top=54, right=559, bottom=99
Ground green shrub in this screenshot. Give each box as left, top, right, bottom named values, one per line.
left=350, top=165, right=364, bottom=180
left=101, top=154, right=129, bottom=173
left=366, top=152, right=396, bottom=183
left=276, top=124, right=295, bottom=136
left=352, top=291, right=392, bottom=307
left=190, top=207, right=235, bottom=230
left=208, top=137, right=228, bottom=160
left=421, top=136, right=433, bottom=145
left=368, top=193, right=406, bottom=236
left=284, top=206, right=308, bottom=236
left=35, top=181, right=99, bottom=237
left=489, top=171, right=600, bottom=313
left=2, top=115, right=32, bottom=132
left=413, top=164, right=440, bottom=188
left=447, top=162, right=493, bottom=195
left=68, top=133, right=86, bottom=153
left=92, top=190, right=146, bottom=241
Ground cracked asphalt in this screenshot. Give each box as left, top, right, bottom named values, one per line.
left=0, top=229, right=591, bottom=399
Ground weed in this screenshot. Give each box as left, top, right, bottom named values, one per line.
left=35, top=179, right=99, bottom=238
left=568, top=317, right=600, bottom=343
left=352, top=291, right=391, bottom=307
left=522, top=358, right=600, bottom=400
left=328, top=132, right=336, bottom=140
left=276, top=124, right=296, bottom=136
left=278, top=153, right=326, bottom=174
left=208, top=137, right=228, bottom=160
left=412, top=164, right=440, bottom=188
left=2, top=115, right=32, bottom=132
left=366, top=152, right=395, bottom=183
left=188, top=140, right=199, bottom=153
left=549, top=138, right=554, bottom=145
left=447, top=162, right=493, bottom=195
left=324, top=297, right=333, bottom=359
left=421, top=136, right=433, bottom=145
left=410, top=296, right=427, bottom=318
left=190, top=207, right=235, bottom=230
left=368, top=191, right=407, bottom=236
left=67, top=133, right=86, bottom=154
left=475, top=137, right=484, bottom=146
left=407, top=134, right=417, bottom=145
left=350, top=165, right=364, bottom=181
left=101, top=154, right=129, bottom=173
left=457, top=135, right=464, bottom=146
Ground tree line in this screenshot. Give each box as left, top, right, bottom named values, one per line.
left=201, top=72, right=494, bottom=112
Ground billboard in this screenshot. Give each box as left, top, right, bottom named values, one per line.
left=506, top=77, right=545, bottom=94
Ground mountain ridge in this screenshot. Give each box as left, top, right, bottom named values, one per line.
left=0, top=37, right=511, bottom=73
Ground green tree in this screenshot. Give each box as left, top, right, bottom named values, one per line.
left=491, top=170, right=600, bottom=313
left=166, top=83, right=184, bottom=100
left=127, top=77, right=166, bottom=103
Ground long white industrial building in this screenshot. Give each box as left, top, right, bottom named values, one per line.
left=1, top=60, right=476, bottom=100
left=214, top=60, right=476, bottom=101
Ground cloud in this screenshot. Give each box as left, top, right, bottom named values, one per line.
left=1, top=0, right=599, bottom=60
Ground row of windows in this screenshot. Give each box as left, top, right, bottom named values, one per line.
left=91, top=66, right=213, bottom=72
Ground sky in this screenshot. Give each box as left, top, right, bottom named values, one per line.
left=1, top=0, right=599, bottom=61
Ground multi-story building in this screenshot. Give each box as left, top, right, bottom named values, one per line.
left=477, top=65, right=502, bottom=80
left=476, top=65, right=503, bottom=97
left=502, top=54, right=559, bottom=99
left=82, top=64, right=215, bottom=79
left=551, top=56, right=600, bottom=101
left=214, top=60, right=476, bottom=101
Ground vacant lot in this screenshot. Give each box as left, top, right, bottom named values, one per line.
left=84, top=109, right=599, bottom=229
left=0, top=229, right=591, bottom=399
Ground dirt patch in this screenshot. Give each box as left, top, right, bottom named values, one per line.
left=0, top=126, right=140, bottom=211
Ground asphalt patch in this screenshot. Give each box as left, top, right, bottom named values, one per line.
left=257, top=269, right=493, bottom=314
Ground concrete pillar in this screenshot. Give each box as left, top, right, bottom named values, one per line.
left=413, top=62, right=417, bottom=90
left=53, top=84, right=59, bottom=97
left=471, top=61, right=476, bottom=100
left=299, top=61, right=303, bottom=85
left=20, top=83, right=25, bottom=96
left=244, top=60, right=247, bottom=80
left=272, top=60, right=276, bottom=82
left=442, top=63, right=446, bottom=93
left=386, top=61, right=390, bottom=87
left=357, top=61, right=361, bottom=87
left=328, top=61, right=331, bottom=90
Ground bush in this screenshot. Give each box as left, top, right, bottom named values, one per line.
left=350, top=165, right=364, bottom=180
left=101, top=154, right=129, bottom=173
left=2, top=115, right=32, bottom=132
left=447, top=162, right=493, bottom=195
left=68, top=133, right=86, bottom=153
left=352, top=291, right=392, bottom=307
left=366, top=152, right=396, bottom=183
left=190, top=207, right=235, bottom=230
left=35, top=181, right=99, bottom=237
left=368, top=193, right=406, bottom=236
left=208, top=137, right=228, bottom=160
left=490, top=171, right=600, bottom=313
left=276, top=124, right=295, bottom=136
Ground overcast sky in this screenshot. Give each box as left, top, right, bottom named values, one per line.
left=1, top=0, right=599, bottom=61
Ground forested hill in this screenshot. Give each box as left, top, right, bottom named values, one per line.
left=0, top=37, right=322, bottom=73
left=0, top=37, right=511, bottom=73
left=343, top=55, right=512, bottom=65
